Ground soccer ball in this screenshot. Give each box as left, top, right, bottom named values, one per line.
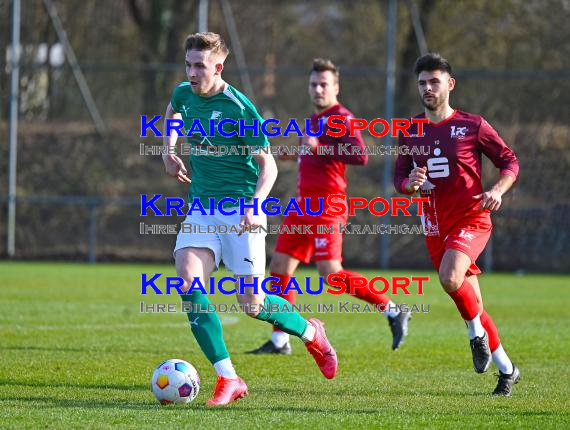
left=151, top=359, right=200, bottom=405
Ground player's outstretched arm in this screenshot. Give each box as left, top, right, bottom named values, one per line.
left=473, top=173, right=516, bottom=211
left=161, top=102, right=191, bottom=184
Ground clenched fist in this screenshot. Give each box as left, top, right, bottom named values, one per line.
left=405, top=166, right=427, bottom=192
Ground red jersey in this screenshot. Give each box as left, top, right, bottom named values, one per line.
left=394, top=110, right=519, bottom=236
left=297, top=103, right=367, bottom=215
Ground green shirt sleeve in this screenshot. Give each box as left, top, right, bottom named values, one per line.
left=240, top=106, right=269, bottom=148
left=170, top=82, right=189, bottom=113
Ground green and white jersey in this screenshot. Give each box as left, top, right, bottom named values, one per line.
left=170, top=82, right=269, bottom=208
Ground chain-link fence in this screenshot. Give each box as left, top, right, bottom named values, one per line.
left=1, top=0, right=569, bottom=272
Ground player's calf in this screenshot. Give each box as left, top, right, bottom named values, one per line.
left=236, top=276, right=265, bottom=317
left=438, top=271, right=464, bottom=293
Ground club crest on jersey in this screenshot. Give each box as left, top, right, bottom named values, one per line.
left=210, top=111, right=223, bottom=120
left=181, top=105, right=190, bottom=116
left=450, top=126, right=468, bottom=138
left=315, top=238, right=328, bottom=248
left=458, top=229, right=476, bottom=241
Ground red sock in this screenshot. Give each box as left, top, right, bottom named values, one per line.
left=340, top=270, right=390, bottom=307
left=480, top=310, right=501, bottom=352
left=447, top=278, right=479, bottom=321
left=271, top=272, right=293, bottom=333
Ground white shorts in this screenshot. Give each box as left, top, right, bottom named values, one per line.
left=173, top=208, right=267, bottom=275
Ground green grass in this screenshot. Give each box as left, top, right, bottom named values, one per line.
left=1, top=262, right=569, bottom=429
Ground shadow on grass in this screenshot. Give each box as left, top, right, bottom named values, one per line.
left=5, top=395, right=567, bottom=418
left=254, top=385, right=485, bottom=398
left=0, top=378, right=503, bottom=399
left=0, top=379, right=148, bottom=392
left=2, top=396, right=158, bottom=410
left=1, top=346, right=155, bottom=354
left=1, top=395, right=380, bottom=415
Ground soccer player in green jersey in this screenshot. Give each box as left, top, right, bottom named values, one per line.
left=161, top=32, right=338, bottom=406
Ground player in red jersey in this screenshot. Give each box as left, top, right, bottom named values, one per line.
left=248, top=58, right=412, bottom=355
left=394, top=53, right=521, bottom=396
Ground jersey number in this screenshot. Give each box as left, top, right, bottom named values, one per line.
left=427, top=157, right=449, bottom=178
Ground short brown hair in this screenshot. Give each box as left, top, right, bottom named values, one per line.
left=184, top=32, right=229, bottom=59
left=311, top=58, right=339, bottom=81
left=414, top=53, right=452, bottom=76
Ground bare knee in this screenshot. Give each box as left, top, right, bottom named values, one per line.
left=269, top=258, right=283, bottom=274
left=316, top=260, right=343, bottom=279
left=174, top=247, right=215, bottom=294
left=175, top=269, right=195, bottom=294
left=173, top=271, right=191, bottom=294
left=236, top=282, right=264, bottom=317
left=317, top=266, right=336, bottom=278
left=438, top=249, right=472, bottom=293
left=179, top=280, right=191, bottom=294
left=439, top=270, right=463, bottom=292
left=270, top=252, right=298, bottom=275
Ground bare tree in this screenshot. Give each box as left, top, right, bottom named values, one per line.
left=127, top=0, right=196, bottom=112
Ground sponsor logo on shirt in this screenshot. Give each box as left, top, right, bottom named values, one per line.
left=425, top=147, right=450, bottom=178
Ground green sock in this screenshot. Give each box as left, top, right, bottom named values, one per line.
left=181, top=292, right=229, bottom=364
left=254, top=295, right=309, bottom=337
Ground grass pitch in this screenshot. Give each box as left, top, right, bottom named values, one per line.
left=1, top=262, right=569, bottom=429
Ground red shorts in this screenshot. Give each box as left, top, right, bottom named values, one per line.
left=274, top=213, right=344, bottom=263
left=426, top=218, right=492, bottom=276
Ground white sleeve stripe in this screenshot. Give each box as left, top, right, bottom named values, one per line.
left=222, top=87, right=245, bottom=110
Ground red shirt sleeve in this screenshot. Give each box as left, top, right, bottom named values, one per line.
left=477, top=118, right=519, bottom=179
left=394, top=131, right=414, bottom=194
